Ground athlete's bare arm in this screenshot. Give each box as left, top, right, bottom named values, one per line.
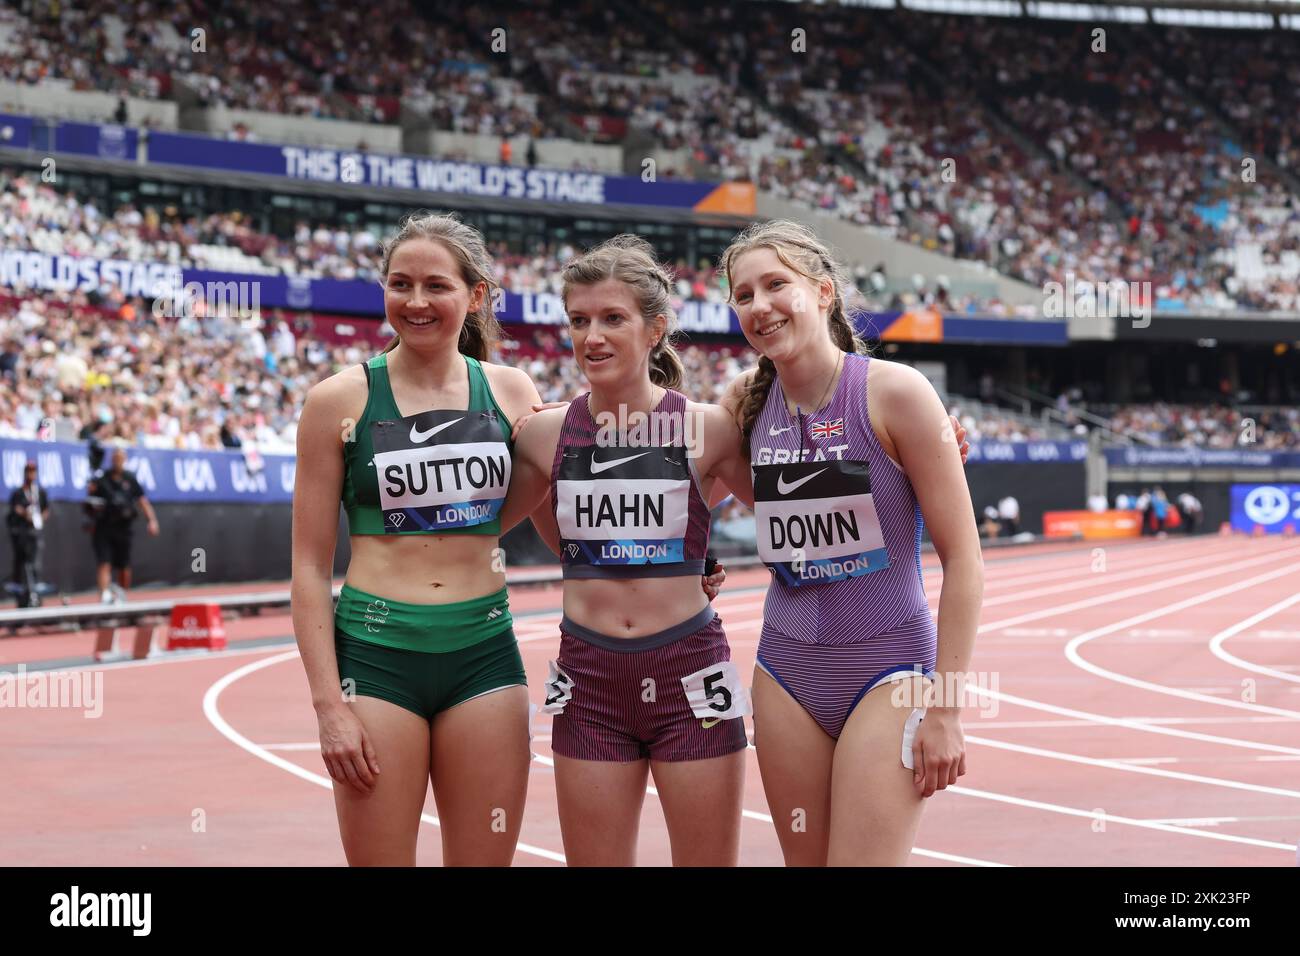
left=482, top=363, right=551, bottom=533
left=875, top=360, right=982, bottom=666
left=504, top=405, right=567, bottom=552
left=290, top=366, right=380, bottom=792
left=291, top=367, right=365, bottom=710
left=708, top=370, right=759, bottom=508
left=874, top=359, right=982, bottom=796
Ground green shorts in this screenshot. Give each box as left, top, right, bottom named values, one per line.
left=334, top=585, right=526, bottom=720
left=335, top=584, right=514, bottom=652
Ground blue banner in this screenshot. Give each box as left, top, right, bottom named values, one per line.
left=966, top=441, right=1088, bottom=464
left=943, top=317, right=1068, bottom=345
left=0, top=109, right=758, bottom=211
left=55, top=121, right=138, bottom=161
left=1105, top=447, right=1300, bottom=469
left=147, top=131, right=748, bottom=209
left=0, top=113, right=34, bottom=149
left=1, top=439, right=296, bottom=504
left=0, top=250, right=182, bottom=299
left=2, top=116, right=751, bottom=212
left=1231, top=484, right=1300, bottom=534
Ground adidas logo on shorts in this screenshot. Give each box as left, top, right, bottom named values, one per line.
left=486, top=607, right=503, bottom=621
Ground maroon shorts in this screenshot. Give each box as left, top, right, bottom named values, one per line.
left=545, top=605, right=750, bottom=763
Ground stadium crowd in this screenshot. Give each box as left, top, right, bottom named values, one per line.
left=7, top=1, right=1300, bottom=312
left=1105, top=402, right=1300, bottom=451
left=2, top=286, right=1296, bottom=455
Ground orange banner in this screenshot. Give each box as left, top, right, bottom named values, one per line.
left=1042, top=510, right=1142, bottom=539
left=881, top=308, right=943, bottom=343
left=694, top=182, right=756, bottom=216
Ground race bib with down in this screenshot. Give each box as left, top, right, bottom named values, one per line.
left=680, top=661, right=752, bottom=721
left=555, top=445, right=691, bottom=566
left=371, top=409, right=511, bottom=533
left=752, top=459, right=891, bottom=586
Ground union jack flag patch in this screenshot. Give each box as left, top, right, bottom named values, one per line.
left=810, top=418, right=844, bottom=440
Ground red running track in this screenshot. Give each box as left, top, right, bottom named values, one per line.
left=3, top=535, right=1298, bottom=866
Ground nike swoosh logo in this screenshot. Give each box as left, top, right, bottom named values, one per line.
left=701, top=717, right=722, bottom=729
left=409, top=417, right=463, bottom=443
left=776, top=468, right=828, bottom=495
left=590, top=452, right=651, bottom=474
left=769, top=425, right=794, bottom=436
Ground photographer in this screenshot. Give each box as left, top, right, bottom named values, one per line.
left=7, top=460, right=49, bottom=607
left=85, top=446, right=159, bottom=604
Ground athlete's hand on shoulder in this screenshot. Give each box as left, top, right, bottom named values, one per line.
left=950, top=415, right=970, bottom=464
left=511, top=402, right=570, bottom=442
left=316, top=702, right=380, bottom=794
left=701, top=562, right=726, bottom=600
left=912, top=707, right=966, bottom=798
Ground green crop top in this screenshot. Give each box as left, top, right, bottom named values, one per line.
left=341, top=353, right=514, bottom=536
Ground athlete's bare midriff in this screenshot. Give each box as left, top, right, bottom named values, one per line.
left=345, top=532, right=506, bottom=604
left=562, top=574, right=710, bottom=638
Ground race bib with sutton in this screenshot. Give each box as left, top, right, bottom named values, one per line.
left=370, top=409, right=511, bottom=533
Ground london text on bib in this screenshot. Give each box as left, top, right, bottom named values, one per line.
left=371, top=409, right=511, bottom=532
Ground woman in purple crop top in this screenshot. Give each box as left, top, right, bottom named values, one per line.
left=510, top=236, right=759, bottom=865
left=717, top=220, right=984, bottom=866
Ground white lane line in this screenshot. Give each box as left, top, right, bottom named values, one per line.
left=1142, top=817, right=1240, bottom=827
left=1141, top=813, right=1300, bottom=825
left=528, top=751, right=1008, bottom=867
left=8, top=640, right=303, bottom=674
left=1064, top=562, right=1300, bottom=718
left=978, top=542, right=1300, bottom=636
left=945, top=784, right=1295, bottom=853
left=202, top=649, right=567, bottom=864
left=970, top=686, right=1300, bottom=756
left=966, top=735, right=1300, bottom=799
left=1209, top=592, right=1300, bottom=686
left=938, top=538, right=1256, bottom=594
left=976, top=716, right=1300, bottom=729
left=977, top=546, right=1262, bottom=609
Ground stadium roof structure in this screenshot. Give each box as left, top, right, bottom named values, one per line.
left=819, top=0, right=1300, bottom=28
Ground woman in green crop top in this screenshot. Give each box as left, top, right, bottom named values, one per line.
left=291, top=212, right=549, bottom=866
